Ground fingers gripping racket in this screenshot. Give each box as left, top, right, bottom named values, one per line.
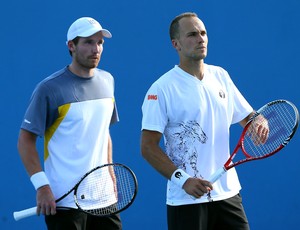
left=208, top=99, right=299, bottom=184
left=13, top=163, right=138, bottom=221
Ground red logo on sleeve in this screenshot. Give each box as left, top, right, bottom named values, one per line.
left=147, top=94, right=158, bottom=100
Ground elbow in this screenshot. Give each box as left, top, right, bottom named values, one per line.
left=17, top=129, right=37, bottom=155
left=140, top=140, right=149, bottom=160
left=140, top=136, right=153, bottom=161
left=140, top=129, right=162, bottom=161
left=17, top=131, right=24, bottom=153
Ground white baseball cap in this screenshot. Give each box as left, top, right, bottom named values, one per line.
left=67, top=17, right=112, bottom=42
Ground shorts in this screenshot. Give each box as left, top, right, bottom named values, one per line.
left=45, top=208, right=122, bottom=230
left=167, top=193, right=250, bottom=230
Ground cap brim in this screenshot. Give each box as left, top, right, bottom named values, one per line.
left=78, top=28, right=112, bottom=39
left=100, top=29, right=112, bottom=38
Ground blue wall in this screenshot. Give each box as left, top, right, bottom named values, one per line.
left=1, top=0, right=299, bottom=229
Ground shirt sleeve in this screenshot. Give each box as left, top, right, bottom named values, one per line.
left=141, top=82, right=168, bottom=134
left=21, top=83, right=52, bottom=136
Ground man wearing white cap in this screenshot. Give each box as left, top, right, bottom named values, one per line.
left=17, top=17, right=122, bottom=229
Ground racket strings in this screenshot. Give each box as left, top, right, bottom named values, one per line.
left=114, top=166, right=136, bottom=210
left=243, top=102, right=297, bottom=158
left=75, top=165, right=136, bottom=216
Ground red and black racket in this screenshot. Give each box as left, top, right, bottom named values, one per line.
left=208, top=99, right=299, bottom=184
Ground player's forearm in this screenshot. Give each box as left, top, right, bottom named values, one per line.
left=17, top=129, right=43, bottom=176
left=141, top=137, right=177, bottom=179
left=107, top=133, right=113, bottom=164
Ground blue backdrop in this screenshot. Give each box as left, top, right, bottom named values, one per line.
left=1, top=0, right=299, bottom=229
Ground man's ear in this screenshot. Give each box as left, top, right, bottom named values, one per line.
left=67, top=41, right=75, bottom=52
left=172, top=39, right=181, bottom=51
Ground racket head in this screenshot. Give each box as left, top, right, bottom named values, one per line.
left=74, top=163, right=138, bottom=216
left=240, top=99, right=299, bottom=161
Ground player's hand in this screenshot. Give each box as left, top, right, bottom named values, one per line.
left=36, top=185, right=56, bottom=216
left=182, top=177, right=213, bottom=198
left=247, top=114, right=269, bottom=145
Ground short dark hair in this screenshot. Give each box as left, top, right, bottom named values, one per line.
left=169, top=12, right=198, bottom=40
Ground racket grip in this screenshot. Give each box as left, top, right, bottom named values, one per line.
left=13, top=206, right=37, bottom=221
left=208, top=167, right=227, bottom=184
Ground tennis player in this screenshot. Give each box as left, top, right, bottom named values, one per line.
left=141, top=12, right=254, bottom=230
left=17, top=17, right=122, bottom=229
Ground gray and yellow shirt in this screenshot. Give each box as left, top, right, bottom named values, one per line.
left=21, top=66, right=119, bottom=208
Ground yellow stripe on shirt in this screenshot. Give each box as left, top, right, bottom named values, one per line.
left=44, top=104, right=71, bottom=161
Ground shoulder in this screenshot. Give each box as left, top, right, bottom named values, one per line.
left=151, top=66, right=180, bottom=87
left=31, top=67, right=68, bottom=97
left=94, top=68, right=113, bottom=78
left=93, top=68, right=115, bottom=85
left=204, top=63, right=233, bottom=85
left=38, top=67, right=70, bottom=88
left=205, top=63, right=229, bottom=76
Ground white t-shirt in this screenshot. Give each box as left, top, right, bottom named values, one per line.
left=141, top=64, right=253, bottom=206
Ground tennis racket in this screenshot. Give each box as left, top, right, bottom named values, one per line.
left=13, top=163, right=138, bottom=221
left=208, top=99, right=299, bottom=184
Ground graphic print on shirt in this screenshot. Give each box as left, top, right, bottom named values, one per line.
left=165, top=120, right=207, bottom=178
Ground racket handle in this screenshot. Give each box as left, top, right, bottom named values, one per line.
left=208, top=167, right=227, bottom=184
left=13, top=207, right=37, bottom=221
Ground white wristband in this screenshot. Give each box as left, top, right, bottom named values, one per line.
left=30, top=171, right=50, bottom=190
left=171, top=169, right=191, bottom=188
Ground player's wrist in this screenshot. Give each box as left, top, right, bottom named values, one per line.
left=171, top=169, right=191, bottom=188
left=30, top=171, right=50, bottom=190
